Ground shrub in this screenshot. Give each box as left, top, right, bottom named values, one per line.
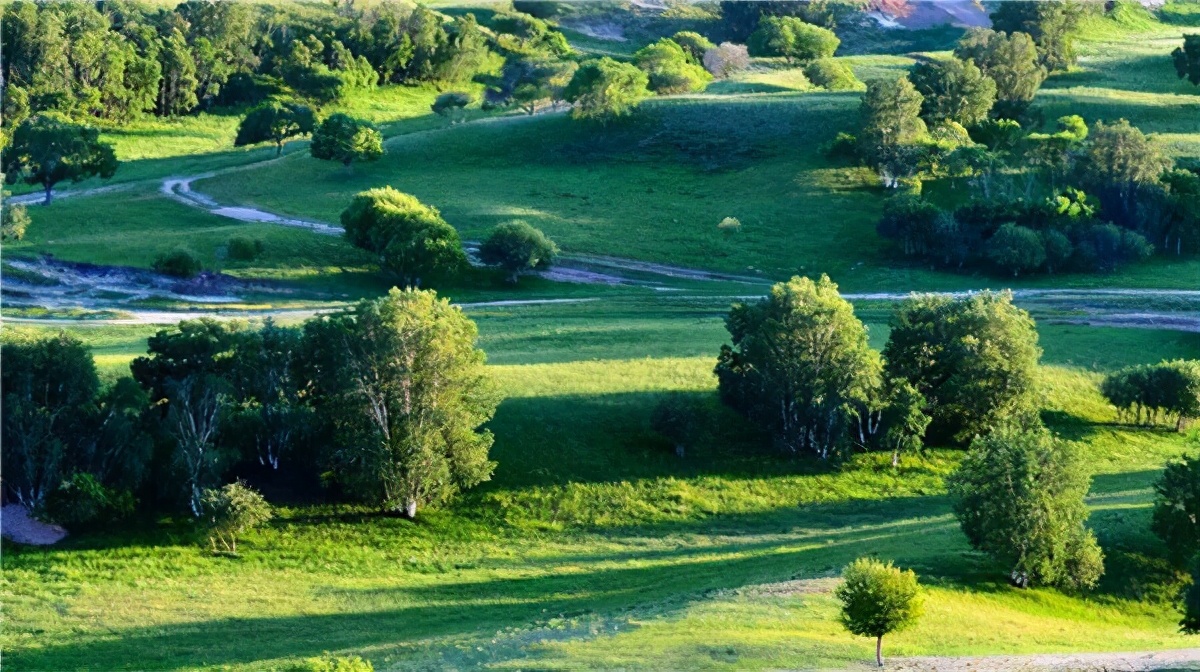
left=671, top=31, right=715, bottom=64
left=478, top=220, right=558, bottom=283
left=748, top=16, right=839, bottom=63
left=717, top=216, right=742, bottom=233
left=153, top=248, right=203, bottom=278
left=1153, top=447, right=1200, bottom=567
left=288, top=655, right=374, bottom=672
left=2, top=199, right=31, bottom=240
left=200, top=481, right=273, bottom=554
left=651, top=394, right=704, bottom=458
left=703, top=43, right=750, bottom=78
left=987, top=223, right=1045, bottom=276
left=836, top=558, right=923, bottom=667
left=41, top=473, right=135, bottom=530
left=341, top=187, right=467, bottom=286
left=824, top=132, right=859, bottom=162
left=804, top=58, right=861, bottom=91
left=634, top=38, right=712, bottom=94
left=227, top=236, right=265, bottom=261
left=431, top=91, right=473, bottom=122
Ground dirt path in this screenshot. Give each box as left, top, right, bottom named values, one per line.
left=885, top=648, right=1200, bottom=671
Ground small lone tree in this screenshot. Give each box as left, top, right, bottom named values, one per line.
left=431, top=91, right=473, bottom=123
left=1173, top=34, right=1200, bottom=86
left=3, top=114, right=118, bottom=205
left=201, top=481, right=272, bottom=554
left=478, top=220, right=558, bottom=283
left=340, top=187, right=467, bottom=287
left=234, top=101, right=316, bottom=155
left=1152, top=449, right=1200, bottom=567
left=836, top=557, right=924, bottom=667
left=564, top=57, right=650, bottom=121
left=311, top=113, right=383, bottom=168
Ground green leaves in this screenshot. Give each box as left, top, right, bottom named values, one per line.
left=2, top=113, right=118, bottom=203
left=339, top=187, right=466, bottom=286
left=564, top=58, right=650, bottom=121
left=310, top=114, right=383, bottom=167
left=835, top=557, right=923, bottom=662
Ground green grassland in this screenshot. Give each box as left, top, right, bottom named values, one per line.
left=4, top=307, right=1200, bottom=670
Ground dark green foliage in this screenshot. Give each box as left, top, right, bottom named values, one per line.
left=234, top=101, right=315, bottom=155
left=310, top=114, right=384, bottom=167
left=877, top=379, right=931, bottom=468
left=857, top=76, right=927, bottom=166
left=1102, top=360, right=1200, bottom=429
left=650, top=394, right=705, bottom=458
left=153, top=248, right=203, bottom=278
left=564, top=58, right=650, bottom=121
left=909, top=57, right=996, bottom=126
left=288, top=656, right=375, bottom=672
left=340, top=187, right=467, bottom=286
left=1083, top=119, right=1173, bottom=224
left=991, top=1, right=1083, bottom=72
left=875, top=194, right=942, bottom=257
left=715, top=275, right=882, bottom=459
left=492, top=12, right=571, bottom=57
left=747, top=16, right=839, bottom=63
left=987, top=223, right=1046, bottom=276
left=635, top=39, right=713, bottom=95
left=947, top=426, right=1104, bottom=589
left=226, top=236, right=265, bottom=261
left=1174, top=34, right=1200, bottom=85
left=1152, top=450, right=1200, bottom=569
left=431, top=91, right=473, bottom=122
left=299, top=288, right=499, bottom=518
left=1183, top=554, right=1200, bottom=634
left=478, top=220, right=559, bottom=283
left=836, top=558, right=923, bottom=667
left=41, top=472, right=135, bottom=530
left=225, top=321, right=309, bottom=471
left=200, top=481, right=272, bottom=554
left=3, top=114, right=118, bottom=204
left=955, top=29, right=1047, bottom=119
left=804, top=58, right=861, bottom=91
left=1, top=332, right=101, bottom=507
left=883, top=292, right=1041, bottom=445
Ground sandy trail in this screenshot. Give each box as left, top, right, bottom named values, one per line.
left=885, top=648, right=1200, bottom=671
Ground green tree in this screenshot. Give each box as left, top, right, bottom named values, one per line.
left=804, top=58, right=861, bottom=91
left=3, top=114, right=117, bottom=205
left=1, top=332, right=100, bottom=508
left=2, top=195, right=31, bottom=241
left=748, top=16, right=839, bottom=63
left=340, top=187, right=467, bottom=286
left=909, top=57, right=996, bottom=127
left=310, top=114, right=384, bottom=168
left=987, top=223, right=1046, bottom=276
left=883, top=292, right=1041, bottom=444
left=157, top=28, right=200, bottom=116
left=1083, top=119, right=1173, bottom=220
left=200, top=481, right=272, bottom=554
left=878, top=379, right=931, bottom=467
left=955, top=29, right=1047, bottom=118
left=1183, top=554, right=1200, bottom=633
left=634, top=38, right=713, bottom=94
left=947, top=426, right=1104, bottom=589
left=234, top=101, right=316, bottom=155
left=715, top=275, right=882, bottom=459
left=564, top=57, right=650, bottom=121
left=1153, top=450, right=1200, bottom=567
left=857, top=76, right=927, bottom=165
left=991, top=1, right=1083, bottom=72
left=670, top=31, right=715, bottom=64
left=835, top=558, right=924, bottom=668
left=431, top=91, right=473, bottom=123
left=478, top=220, right=559, bottom=283
left=300, top=288, right=500, bottom=518
left=1173, top=34, right=1200, bottom=86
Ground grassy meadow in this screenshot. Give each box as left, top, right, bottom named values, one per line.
left=5, top=3, right=1200, bottom=670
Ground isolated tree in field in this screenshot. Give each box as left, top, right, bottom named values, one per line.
left=883, top=292, right=1041, bottom=445
left=671, top=31, right=715, bottom=64
left=1, top=333, right=100, bottom=507
left=703, top=42, right=751, bottom=79
left=479, top=220, right=559, bottom=283
left=1153, top=450, right=1200, bottom=567
left=300, top=288, right=500, bottom=518
left=1083, top=119, right=1172, bottom=220
left=234, top=101, right=316, bottom=155
left=805, top=58, right=862, bottom=91
left=715, top=275, right=882, bottom=459
left=909, top=58, right=996, bottom=127
left=201, top=481, right=272, bottom=554
left=1101, top=360, right=1200, bottom=428
left=431, top=91, right=472, bottom=123
left=954, top=29, right=1046, bottom=118
left=857, top=76, right=927, bottom=166
left=2, top=114, right=118, bottom=205
left=748, top=16, right=839, bottom=63
left=988, top=223, right=1046, bottom=276
left=564, top=57, right=650, bottom=121
left=991, top=1, right=1083, bottom=72
left=836, top=558, right=924, bottom=667
left=634, top=38, right=712, bottom=94
left=310, top=114, right=384, bottom=168
left=1173, top=34, right=1200, bottom=86
left=947, top=426, right=1104, bottom=589
left=340, top=187, right=467, bottom=286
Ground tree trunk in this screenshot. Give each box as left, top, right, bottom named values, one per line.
left=404, top=499, right=418, bottom=519
left=43, top=182, right=53, bottom=205
left=876, top=636, right=883, bottom=667
left=276, top=141, right=283, bottom=156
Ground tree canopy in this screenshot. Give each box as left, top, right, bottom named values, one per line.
left=634, top=38, right=713, bottom=95
left=310, top=113, right=384, bottom=167
left=2, top=113, right=118, bottom=204
left=955, top=29, right=1047, bottom=119
left=234, top=101, right=315, bottom=155
left=340, top=187, right=467, bottom=286
left=747, top=16, right=839, bottom=63
left=836, top=558, right=924, bottom=668
left=909, top=57, right=996, bottom=127
left=478, top=221, right=559, bottom=283
left=564, top=57, right=650, bottom=121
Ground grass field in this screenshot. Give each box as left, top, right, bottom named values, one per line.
left=5, top=4, right=1200, bottom=670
